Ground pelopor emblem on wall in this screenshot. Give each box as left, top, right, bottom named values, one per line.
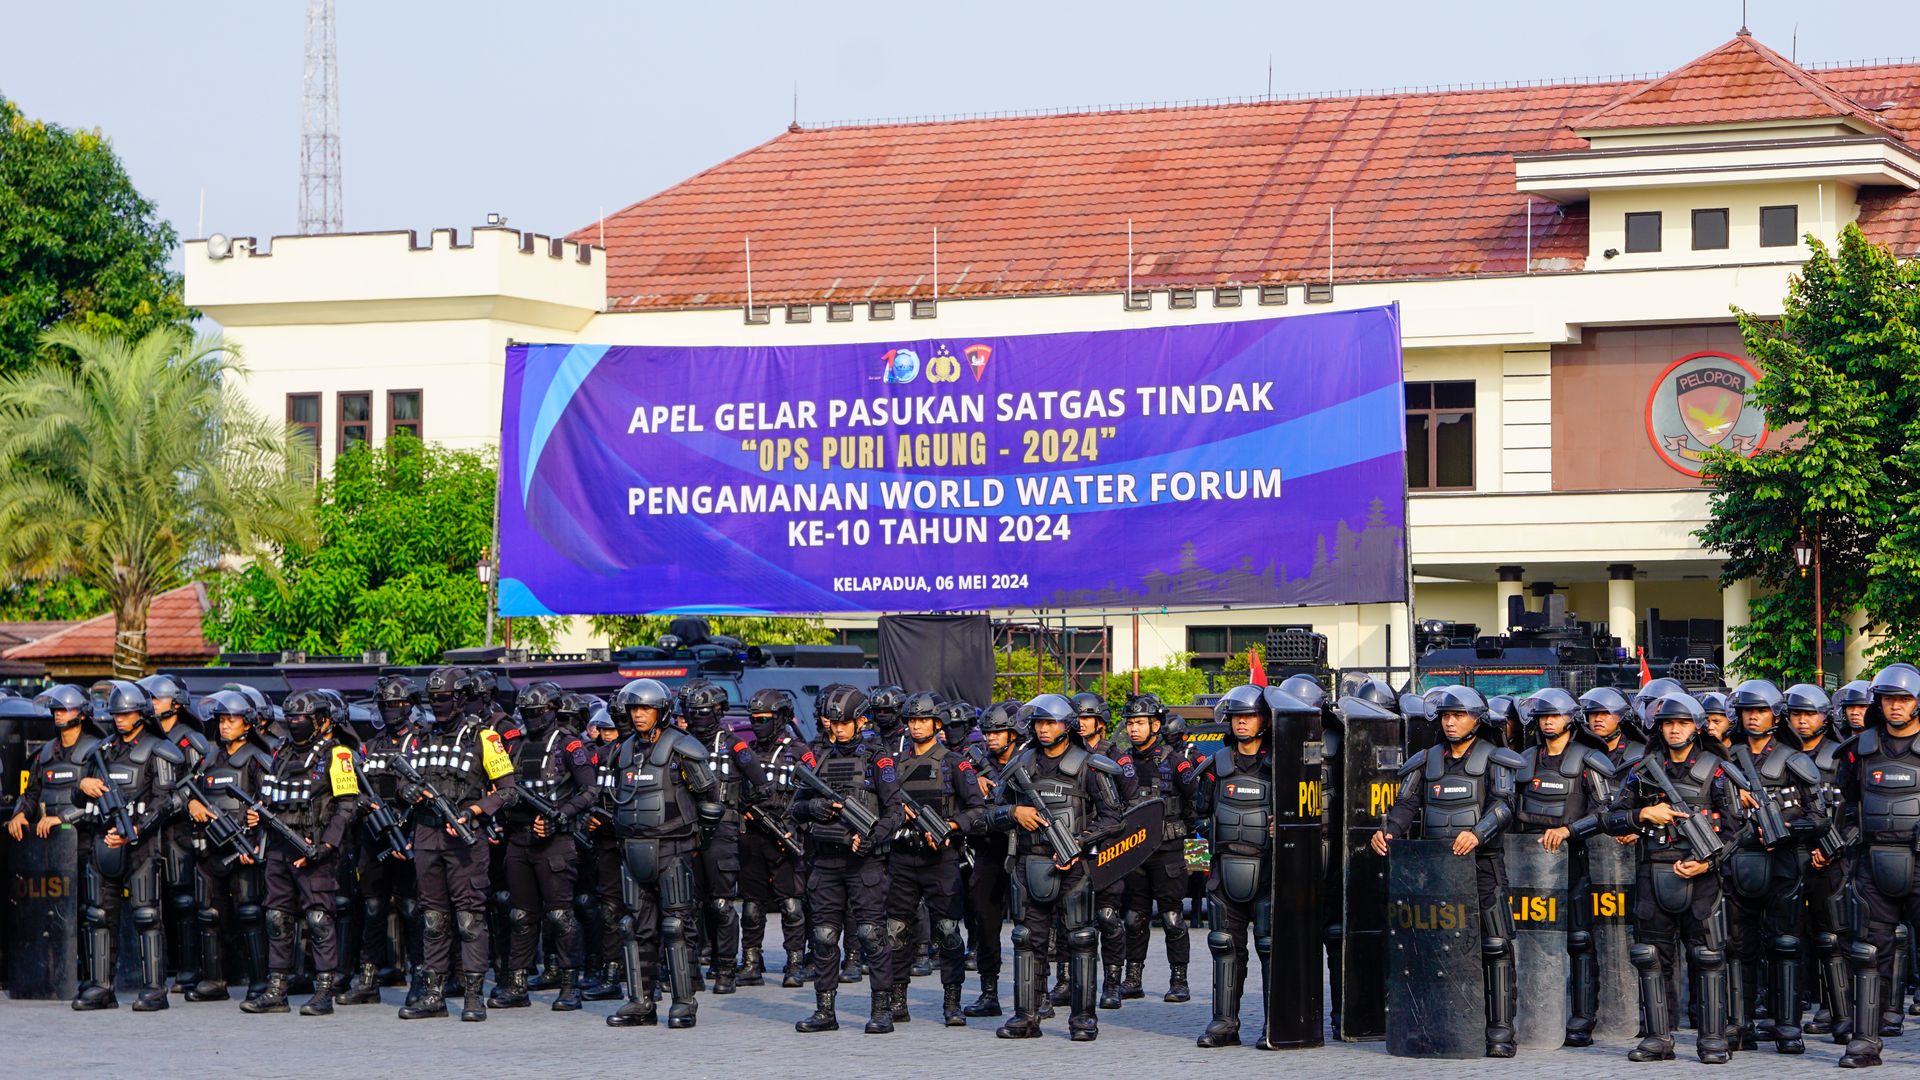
left=1644, top=350, right=1768, bottom=477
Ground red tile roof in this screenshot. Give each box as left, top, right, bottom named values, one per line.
left=1575, top=33, right=1900, bottom=136
left=577, top=40, right=1920, bottom=311
left=5, top=583, right=215, bottom=663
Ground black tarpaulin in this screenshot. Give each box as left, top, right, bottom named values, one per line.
left=876, top=614, right=993, bottom=707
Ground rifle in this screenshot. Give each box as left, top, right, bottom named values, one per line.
left=897, top=786, right=974, bottom=870
left=361, top=792, right=412, bottom=862
left=788, top=758, right=881, bottom=843
left=743, top=800, right=805, bottom=859
left=84, top=742, right=139, bottom=846
left=1730, top=746, right=1790, bottom=850
left=572, top=806, right=611, bottom=850
left=511, top=784, right=597, bottom=852
left=1005, top=760, right=1084, bottom=866
left=1638, top=752, right=1724, bottom=864
left=177, top=773, right=259, bottom=866
left=390, top=752, right=477, bottom=845
left=232, top=785, right=319, bottom=862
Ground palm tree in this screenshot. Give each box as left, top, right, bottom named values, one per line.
left=0, top=325, right=316, bottom=678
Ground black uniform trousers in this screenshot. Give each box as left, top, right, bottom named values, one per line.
left=739, top=826, right=805, bottom=965
left=504, top=831, right=581, bottom=969
left=1124, top=841, right=1192, bottom=966
left=585, top=834, right=622, bottom=969
left=354, top=846, right=419, bottom=970
left=1634, top=859, right=1723, bottom=982
left=1205, top=857, right=1274, bottom=987
left=617, top=836, right=698, bottom=982
left=262, top=844, right=341, bottom=974
left=695, top=824, right=741, bottom=971
left=805, top=845, right=893, bottom=995
left=79, top=839, right=165, bottom=990
left=1853, top=846, right=1920, bottom=1004
left=161, top=824, right=199, bottom=979
left=1723, top=845, right=1803, bottom=1031
left=412, top=826, right=492, bottom=976
left=888, top=846, right=966, bottom=986
left=965, top=838, right=1011, bottom=980
left=195, top=857, right=266, bottom=987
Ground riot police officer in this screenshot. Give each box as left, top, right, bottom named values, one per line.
left=1069, top=691, right=1137, bottom=1010
left=7, top=684, right=104, bottom=984
left=395, top=666, right=518, bottom=1022
left=867, top=685, right=910, bottom=755
left=738, top=687, right=809, bottom=988
left=962, top=700, right=1024, bottom=1017
left=1118, top=692, right=1196, bottom=1003
left=1833, top=681, right=1871, bottom=735
left=600, top=678, right=718, bottom=1029
left=570, top=693, right=626, bottom=1001
left=1190, top=685, right=1278, bottom=1049
left=137, top=672, right=208, bottom=994
left=680, top=679, right=769, bottom=996
left=74, top=680, right=187, bottom=1011
left=1372, top=684, right=1525, bottom=1058
left=886, top=690, right=985, bottom=1025
left=1828, top=663, right=1920, bottom=1068
left=490, top=680, right=596, bottom=1010
left=1723, top=678, right=1823, bottom=1054
left=792, top=684, right=907, bottom=1035
left=239, top=689, right=362, bottom=1017
left=1512, top=687, right=1618, bottom=1047
left=179, top=689, right=272, bottom=1002
left=1582, top=693, right=1740, bottom=1065
left=990, top=692, right=1126, bottom=1042
left=1582, top=686, right=1647, bottom=770
left=340, top=674, right=424, bottom=1006
left=1785, top=684, right=1849, bottom=1037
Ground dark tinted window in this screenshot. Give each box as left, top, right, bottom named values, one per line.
left=1625, top=212, right=1661, bottom=253
left=1406, top=381, right=1475, bottom=490
left=1692, top=208, right=1729, bottom=251
left=1760, top=205, right=1798, bottom=248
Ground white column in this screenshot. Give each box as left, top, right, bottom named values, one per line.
left=1608, top=564, right=1637, bottom=653
left=1845, top=608, right=1871, bottom=683
left=1721, top=577, right=1751, bottom=682
left=1494, top=566, right=1524, bottom=633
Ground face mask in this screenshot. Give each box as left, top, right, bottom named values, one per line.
left=430, top=694, right=459, bottom=723
left=287, top=717, right=317, bottom=744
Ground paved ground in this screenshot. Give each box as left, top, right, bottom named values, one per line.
left=5, top=935, right=1918, bottom=1080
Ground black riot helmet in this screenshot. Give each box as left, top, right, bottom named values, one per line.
left=515, top=680, right=564, bottom=734
left=1832, top=680, right=1871, bottom=709
left=374, top=673, right=422, bottom=734
left=136, top=673, right=192, bottom=726
left=1521, top=687, right=1580, bottom=728
left=202, top=689, right=257, bottom=740
left=867, top=685, right=907, bottom=735
left=36, top=683, right=92, bottom=732
left=746, top=687, right=797, bottom=742
left=815, top=683, right=871, bottom=740
left=102, top=679, right=152, bottom=734
left=425, top=665, right=468, bottom=724
left=939, top=700, right=976, bottom=746
left=1651, top=693, right=1706, bottom=753
left=1867, top=663, right=1920, bottom=731
left=901, top=691, right=943, bottom=724
left=556, top=692, right=598, bottom=732
left=1122, top=693, right=1167, bottom=721
left=458, top=668, right=498, bottom=716
left=978, top=699, right=1022, bottom=735
left=282, top=689, right=335, bottom=746
left=1021, top=693, right=1078, bottom=749
left=678, top=679, right=730, bottom=738
left=1779, top=683, right=1831, bottom=748
left=1424, top=684, right=1488, bottom=745
left=1578, top=685, right=1635, bottom=740
left=1162, top=713, right=1189, bottom=747
left=614, top=679, right=673, bottom=724
left=1727, top=679, right=1784, bottom=726
left=1633, top=678, right=1687, bottom=729
left=1213, top=683, right=1270, bottom=745
left=1278, top=674, right=1326, bottom=713
left=1351, top=678, right=1400, bottom=714
left=1069, top=691, right=1110, bottom=738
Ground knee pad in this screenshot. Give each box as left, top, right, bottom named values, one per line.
left=362, top=894, right=386, bottom=922
left=1846, top=941, right=1879, bottom=967
left=334, top=892, right=353, bottom=917
left=779, top=897, right=805, bottom=922
left=196, top=905, right=223, bottom=928
left=1482, top=936, right=1512, bottom=961
left=1567, top=930, right=1594, bottom=953
left=1629, top=943, right=1661, bottom=971
left=543, top=907, right=576, bottom=938
left=305, top=908, right=336, bottom=944
left=1690, top=945, right=1724, bottom=971
left=614, top=913, right=636, bottom=939
left=1773, top=933, right=1801, bottom=956
left=167, top=890, right=196, bottom=914
left=266, top=908, right=298, bottom=942
left=1814, top=931, right=1840, bottom=954
left=1067, top=927, right=1097, bottom=951
left=491, top=888, right=512, bottom=909
left=854, top=922, right=886, bottom=958
left=1161, top=910, right=1187, bottom=935
left=454, top=910, right=484, bottom=942
left=81, top=904, right=108, bottom=928
left=1123, top=909, right=1150, bottom=936
left=1096, top=905, right=1123, bottom=933
left=885, top=917, right=911, bottom=951
left=595, top=899, right=622, bottom=931
left=935, top=918, right=964, bottom=951
left=1208, top=930, right=1234, bottom=957
left=397, top=897, right=421, bottom=923
left=660, top=916, right=686, bottom=944
left=506, top=907, right=535, bottom=931
left=422, top=908, right=451, bottom=940
left=131, top=904, right=162, bottom=930
left=1010, top=925, right=1033, bottom=950
left=811, top=923, right=843, bottom=955
left=708, top=896, right=735, bottom=919
left=236, top=903, right=264, bottom=926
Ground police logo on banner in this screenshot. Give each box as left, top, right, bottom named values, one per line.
left=1644, top=351, right=1768, bottom=477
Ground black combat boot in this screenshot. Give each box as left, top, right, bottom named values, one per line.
left=891, top=983, right=911, bottom=1022
left=995, top=949, right=1042, bottom=1039
left=1196, top=939, right=1240, bottom=1048
left=739, top=945, right=766, bottom=987
left=459, top=973, right=488, bottom=1021
left=186, top=926, right=230, bottom=1002
left=1772, top=934, right=1806, bottom=1054
left=943, top=984, right=966, bottom=1026
left=581, top=959, right=622, bottom=1001
left=1099, top=963, right=1124, bottom=1010
left=795, top=990, right=837, bottom=1033
left=1048, top=959, right=1071, bottom=1006
left=1626, top=945, right=1674, bottom=1062
left=185, top=976, right=231, bottom=1002
left=488, top=968, right=530, bottom=1008
left=1693, top=944, right=1733, bottom=1065
left=1839, top=942, right=1884, bottom=1068
left=1069, top=939, right=1100, bottom=1041
left=607, top=959, right=658, bottom=1027
left=1121, top=960, right=1145, bottom=999
left=553, top=969, right=584, bottom=1011
left=781, top=958, right=805, bottom=989
left=964, top=975, right=1001, bottom=1017
left=1165, top=963, right=1191, bottom=1003
left=1484, top=933, right=1518, bottom=1058
left=337, top=962, right=382, bottom=1005
left=240, top=972, right=292, bottom=1015
left=300, top=971, right=338, bottom=1016
left=865, top=993, right=895, bottom=1034
left=398, top=970, right=447, bottom=1019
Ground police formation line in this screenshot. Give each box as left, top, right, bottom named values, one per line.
left=8, top=666, right=1920, bottom=1068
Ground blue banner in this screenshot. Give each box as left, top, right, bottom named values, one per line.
left=498, top=306, right=1406, bottom=615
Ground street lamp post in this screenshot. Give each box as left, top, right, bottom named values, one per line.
left=478, top=549, right=495, bottom=647
left=1793, top=528, right=1822, bottom=686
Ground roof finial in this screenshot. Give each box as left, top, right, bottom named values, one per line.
left=1739, top=0, right=1749, bottom=35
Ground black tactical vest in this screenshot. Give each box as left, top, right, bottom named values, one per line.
left=704, top=728, right=747, bottom=822
left=809, top=744, right=879, bottom=848
left=1853, top=729, right=1920, bottom=842
left=261, top=741, right=331, bottom=831
left=1639, top=752, right=1725, bottom=856
left=1516, top=745, right=1601, bottom=828
left=358, top=731, right=411, bottom=803
left=1749, top=740, right=1817, bottom=817
left=100, top=731, right=178, bottom=822
left=1027, top=747, right=1094, bottom=843
left=1208, top=749, right=1272, bottom=856
left=608, top=731, right=699, bottom=838
left=1419, top=740, right=1497, bottom=839
left=894, top=744, right=953, bottom=842
left=757, top=735, right=800, bottom=814
left=410, top=722, right=488, bottom=806
left=31, top=735, right=100, bottom=820
left=509, top=727, right=574, bottom=822
left=198, top=743, right=272, bottom=816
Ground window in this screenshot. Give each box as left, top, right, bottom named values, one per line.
left=1691, top=208, right=1729, bottom=251
left=1760, top=205, right=1798, bottom=248
left=1625, top=212, right=1662, bottom=253
left=1404, top=380, right=1474, bottom=490
left=338, top=392, right=371, bottom=457
left=1187, top=625, right=1306, bottom=673
left=388, top=389, right=422, bottom=442
left=287, top=394, right=320, bottom=477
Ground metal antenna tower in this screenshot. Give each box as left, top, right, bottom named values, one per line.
left=299, top=0, right=343, bottom=233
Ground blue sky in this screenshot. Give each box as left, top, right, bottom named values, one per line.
left=6, top=1, right=1918, bottom=248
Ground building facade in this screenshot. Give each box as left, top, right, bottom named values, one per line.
left=185, top=33, right=1920, bottom=679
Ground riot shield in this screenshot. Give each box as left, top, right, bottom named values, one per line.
left=1336, top=696, right=1401, bottom=1041
left=1387, top=839, right=1483, bottom=1058
left=1261, top=687, right=1325, bottom=1049
left=1506, top=841, right=1570, bottom=1048
left=1586, top=836, right=1639, bottom=1041
left=7, top=825, right=79, bottom=1000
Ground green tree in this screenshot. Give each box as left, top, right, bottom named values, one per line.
left=1698, top=225, right=1920, bottom=681
left=0, top=575, right=110, bottom=621
left=204, top=436, right=570, bottom=665
left=1102, top=652, right=1212, bottom=712
left=0, top=96, right=193, bottom=373
left=0, top=326, right=315, bottom=677
left=588, top=614, right=836, bottom=650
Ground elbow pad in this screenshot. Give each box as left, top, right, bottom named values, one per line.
left=1600, top=809, right=1637, bottom=837
left=1470, top=802, right=1512, bottom=845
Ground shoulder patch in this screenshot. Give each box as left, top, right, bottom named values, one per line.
left=733, top=741, right=749, bottom=754
left=876, top=756, right=894, bottom=770
left=802, top=751, right=818, bottom=768
left=565, top=739, right=583, bottom=753
left=1176, top=759, right=1193, bottom=773
left=957, top=758, right=975, bottom=774
left=479, top=729, right=514, bottom=780
left=328, top=746, right=360, bottom=796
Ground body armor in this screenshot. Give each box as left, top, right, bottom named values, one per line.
left=1017, top=746, right=1095, bottom=854
left=359, top=732, right=411, bottom=805
left=607, top=729, right=704, bottom=838
left=705, top=730, right=748, bottom=826
left=1515, top=744, right=1613, bottom=829
left=808, top=745, right=879, bottom=849
left=261, top=741, right=334, bottom=832
left=96, top=731, right=185, bottom=827
left=28, top=734, right=102, bottom=823
left=1639, top=753, right=1730, bottom=859
left=507, top=727, right=579, bottom=826
left=197, top=743, right=273, bottom=816
left=408, top=722, right=489, bottom=807
left=1207, top=749, right=1272, bottom=856
left=1852, top=728, right=1920, bottom=842
left=893, top=744, right=956, bottom=844
left=1403, top=740, right=1516, bottom=840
